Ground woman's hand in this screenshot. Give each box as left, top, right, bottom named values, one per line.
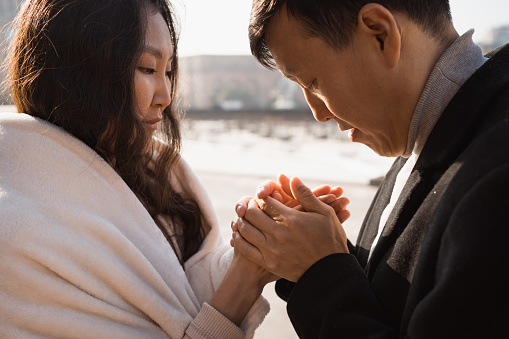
left=231, top=245, right=279, bottom=287
left=208, top=245, right=278, bottom=326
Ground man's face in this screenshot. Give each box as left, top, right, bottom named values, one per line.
left=265, top=8, right=411, bottom=157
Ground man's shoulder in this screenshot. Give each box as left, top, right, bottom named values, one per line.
left=484, top=43, right=509, bottom=59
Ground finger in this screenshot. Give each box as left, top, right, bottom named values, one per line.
left=231, top=230, right=267, bottom=269
left=285, top=186, right=332, bottom=209
left=337, top=209, right=351, bottom=224
left=318, top=194, right=338, bottom=206
left=235, top=196, right=252, bottom=218
left=253, top=194, right=300, bottom=224
left=230, top=219, right=239, bottom=246
left=330, top=186, right=344, bottom=198
left=231, top=218, right=239, bottom=232
left=256, top=180, right=292, bottom=202
left=330, top=197, right=350, bottom=213
left=277, top=174, right=293, bottom=199
left=294, top=194, right=343, bottom=211
left=290, top=176, right=330, bottom=213
left=236, top=216, right=270, bottom=254
left=244, top=197, right=281, bottom=234
left=284, top=199, right=300, bottom=208
left=270, top=190, right=283, bottom=203
left=254, top=183, right=334, bottom=222
left=311, top=185, right=332, bottom=197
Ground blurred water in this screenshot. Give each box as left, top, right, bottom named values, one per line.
left=182, top=118, right=394, bottom=186
left=0, top=106, right=393, bottom=184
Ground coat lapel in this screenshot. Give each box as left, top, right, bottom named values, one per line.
left=355, top=157, right=405, bottom=268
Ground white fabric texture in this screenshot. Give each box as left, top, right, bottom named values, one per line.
left=0, top=112, right=269, bottom=338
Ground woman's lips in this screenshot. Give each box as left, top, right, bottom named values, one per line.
left=143, top=118, right=161, bottom=132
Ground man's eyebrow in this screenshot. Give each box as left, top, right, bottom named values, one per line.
left=281, top=67, right=297, bottom=80
left=142, top=45, right=175, bottom=60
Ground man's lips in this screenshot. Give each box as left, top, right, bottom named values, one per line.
left=348, top=128, right=358, bottom=142
left=336, top=123, right=356, bottom=140
left=337, top=123, right=353, bottom=132
left=333, top=119, right=358, bottom=141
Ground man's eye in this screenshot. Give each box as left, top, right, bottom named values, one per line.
left=307, top=80, right=316, bottom=91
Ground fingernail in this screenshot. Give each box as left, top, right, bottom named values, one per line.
left=256, top=186, right=263, bottom=197
left=292, top=177, right=303, bottom=189
left=235, top=203, right=241, bottom=214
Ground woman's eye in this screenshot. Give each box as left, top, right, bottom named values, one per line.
left=139, top=67, right=156, bottom=75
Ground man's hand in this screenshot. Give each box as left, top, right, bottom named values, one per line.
left=235, top=174, right=350, bottom=222
left=231, top=176, right=349, bottom=282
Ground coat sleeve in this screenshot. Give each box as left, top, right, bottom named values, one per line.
left=185, top=303, right=245, bottom=339
left=283, top=254, right=398, bottom=339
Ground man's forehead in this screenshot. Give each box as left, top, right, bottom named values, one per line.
left=265, top=6, right=307, bottom=78
left=265, top=4, right=304, bottom=43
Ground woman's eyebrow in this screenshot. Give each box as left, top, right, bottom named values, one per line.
left=142, top=45, right=175, bottom=60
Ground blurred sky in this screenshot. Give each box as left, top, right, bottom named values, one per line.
left=175, top=0, right=509, bottom=56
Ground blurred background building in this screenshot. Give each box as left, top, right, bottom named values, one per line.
left=0, top=0, right=308, bottom=110
left=179, top=55, right=307, bottom=111
left=1, top=0, right=508, bottom=109
left=0, top=0, right=19, bottom=36
left=0, top=0, right=22, bottom=104
left=479, top=25, right=509, bottom=53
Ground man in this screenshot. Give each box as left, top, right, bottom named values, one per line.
left=232, top=0, right=509, bottom=337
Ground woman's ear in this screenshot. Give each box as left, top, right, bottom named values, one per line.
left=357, top=3, right=401, bottom=68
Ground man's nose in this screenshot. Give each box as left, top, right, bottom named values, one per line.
left=303, top=89, right=333, bottom=123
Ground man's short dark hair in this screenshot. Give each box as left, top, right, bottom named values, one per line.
left=249, top=0, right=452, bottom=69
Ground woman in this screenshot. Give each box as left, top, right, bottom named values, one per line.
left=0, top=0, right=348, bottom=337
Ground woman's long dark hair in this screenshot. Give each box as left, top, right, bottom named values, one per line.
left=7, top=0, right=204, bottom=264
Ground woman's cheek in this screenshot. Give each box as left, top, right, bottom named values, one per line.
left=134, top=78, right=152, bottom=114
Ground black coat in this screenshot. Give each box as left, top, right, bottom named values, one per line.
left=276, top=44, right=509, bottom=338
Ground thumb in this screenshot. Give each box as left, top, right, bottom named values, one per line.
left=290, top=177, right=327, bottom=213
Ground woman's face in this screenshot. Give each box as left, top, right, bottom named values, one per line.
left=134, top=9, right=175, bottom=150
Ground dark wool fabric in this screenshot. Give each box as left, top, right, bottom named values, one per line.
left=276, top=44, right=509, bottom=338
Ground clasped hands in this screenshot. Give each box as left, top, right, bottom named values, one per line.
left=231, top=174, right=351, bottom=283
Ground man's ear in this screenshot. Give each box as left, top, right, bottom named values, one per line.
left=357, top=3, right=401, bottom=68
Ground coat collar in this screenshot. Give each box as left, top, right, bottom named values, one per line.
left=403, top=31, right=486, bottom=158
left=418, top=43, right=509, bottom=170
